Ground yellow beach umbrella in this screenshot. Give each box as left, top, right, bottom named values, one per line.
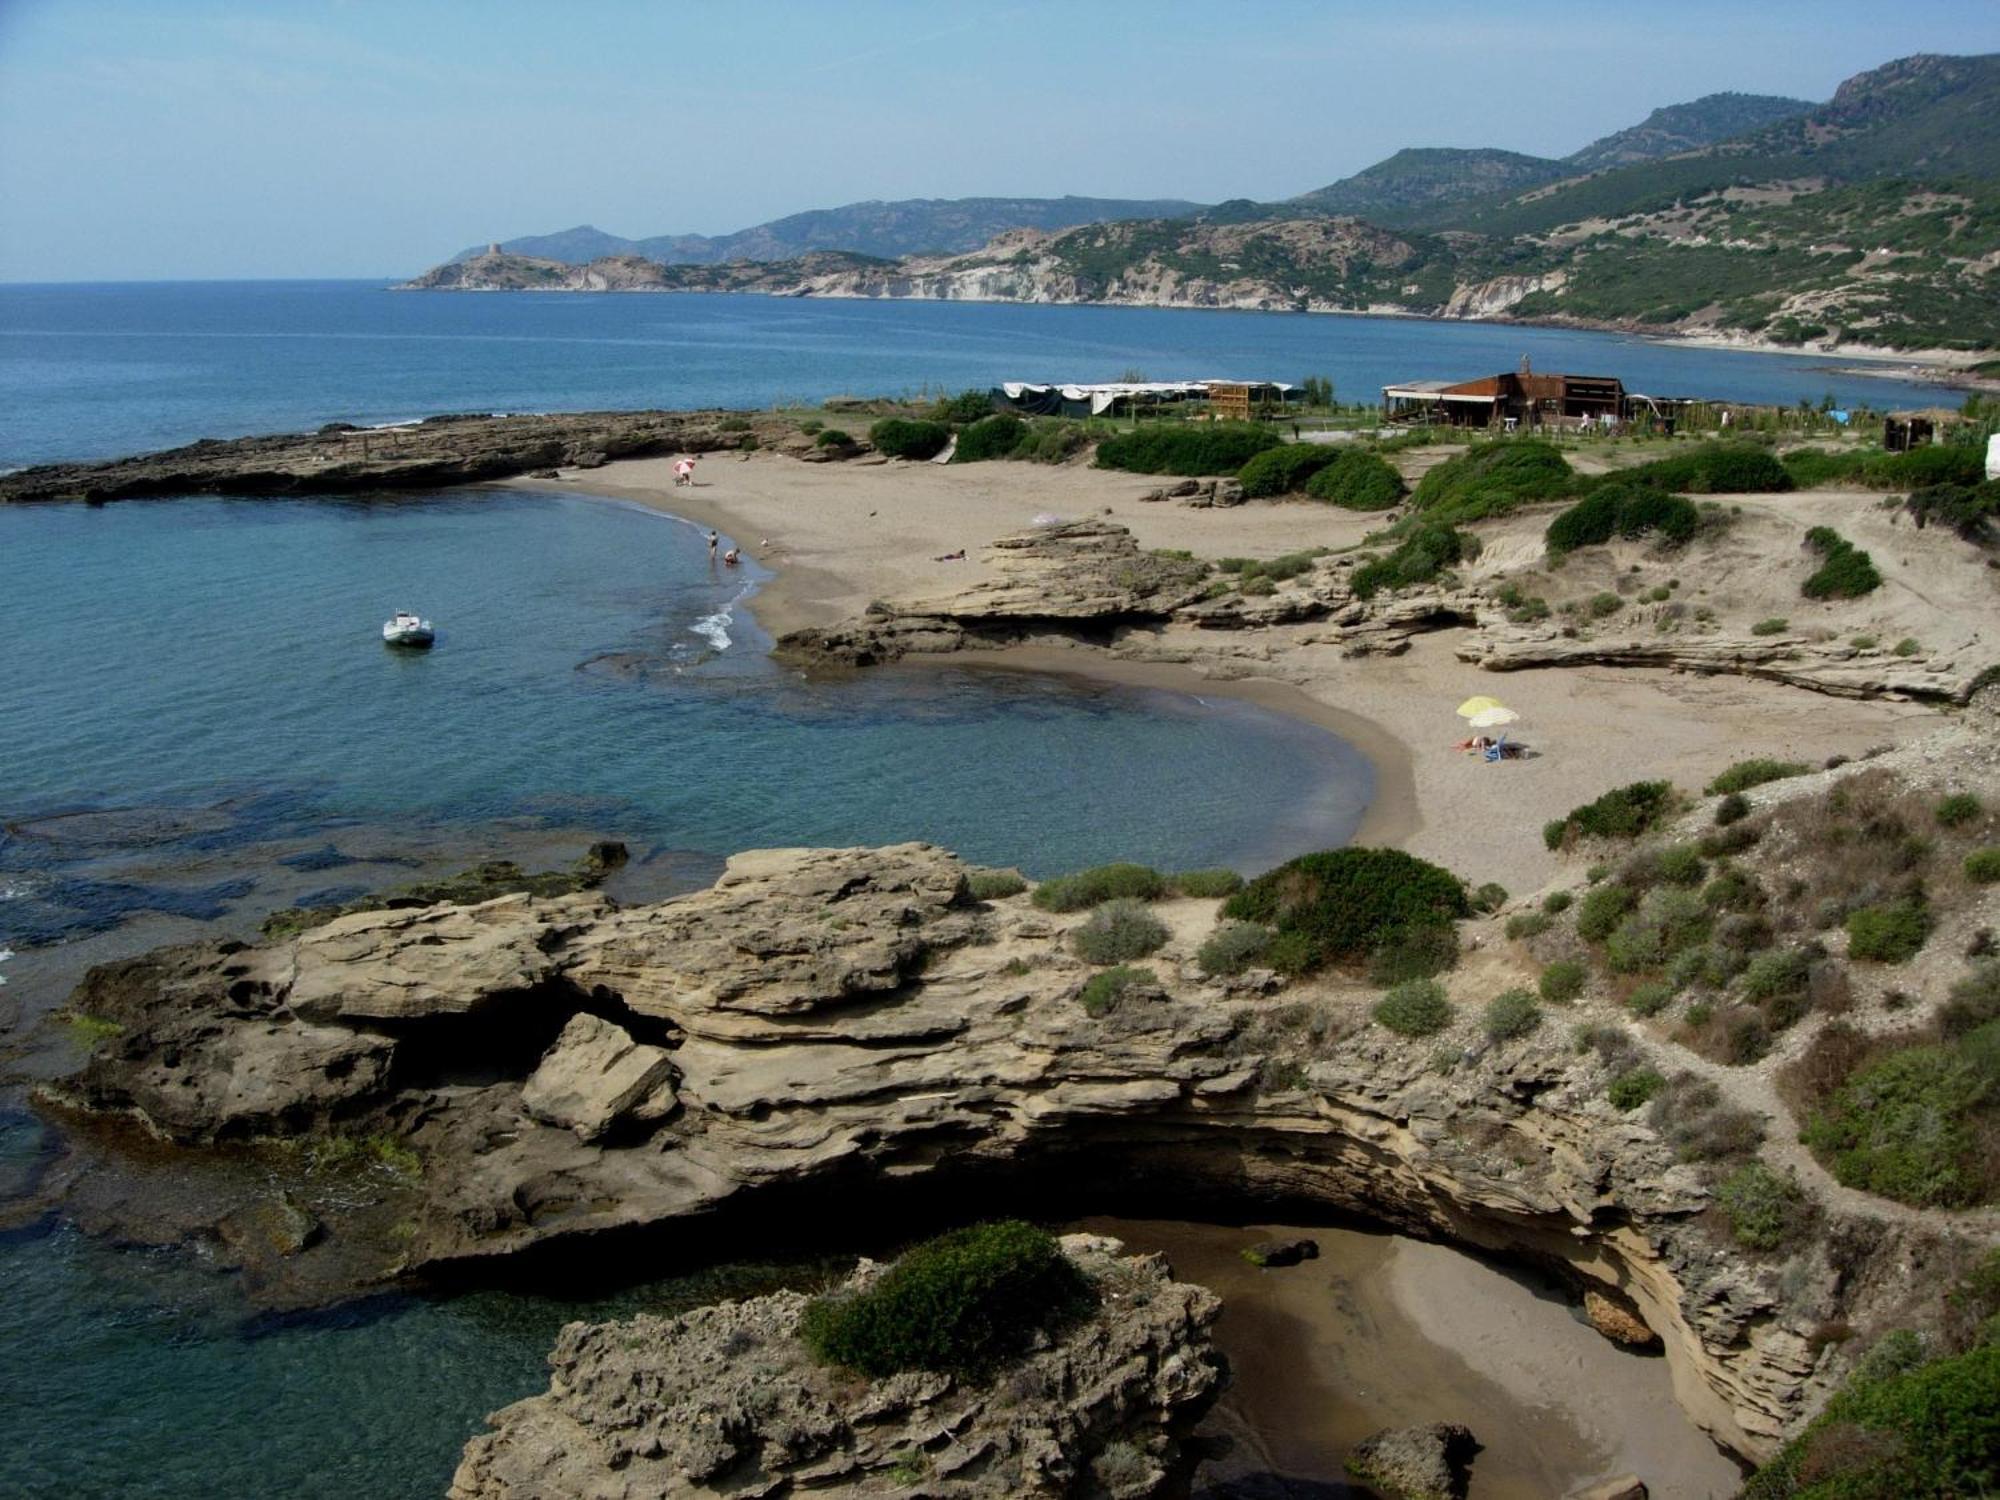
left=1467, top=705, right=1519, bottom=729
left=1456, top=695, right=1506, bottom=719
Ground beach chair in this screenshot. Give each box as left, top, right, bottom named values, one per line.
left=1483, top=732, right=1510, bottom=764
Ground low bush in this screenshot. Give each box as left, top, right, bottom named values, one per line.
left=1845, top=899, right=1931, bottom=962
left=1618, top=442, right=1794, bottom=495
left=1935, top=793, right=1983, bottom=829
left=868, top=417, right=952, bottom=460
left=951, top=414, right=1027, bottom=463
left=1544, top=780, right=1677, bottom=849
left=1373, top=978, right=1453, bottom=1037
left=1906, top=478, right=2000, bottom=542
left=1469, top=881, right=1509, bottom=914
left=1626, top=980, right=1674, bottom=1016
left=1170, top=868, right=1244, bottom=899
left=1545, top=483, right=1700, bottom=556
left=1963, top=848, right=2000, bottom=883
left=1605, top=887, right=1711, bottom=974
left=1071, top=899, right=1170, bottom=964
left=1585, top=591, right=1623, bottom=618
left=1095, top=423, right=1278, bottom=476
left=1079, top=964, right=1155, bottom=1017
left=1576, top=883, right=1636, bottom=942
left=1350, top=524, right=1476, bottom=599
left=1647, top=1072, right=1765, bottom=1162
left=1716, top=792, right=1752, bottom=826
left=967, top=869, right=1027, bottom=901
left=1940, top=961, right=2000, bottom=1039
left=798, top=1220, right=1095, bottom=1376
left=1483, top=987, right=1542, bottom=1040
left=1708, top=759, right=1811, bottom=796
left=1304, top=448, right=1405, bottom=509
left=1803, top=1024, right=1998, bottom=1207
left=1410, top=440, right=1579, bottom=524
left=930, top=389, right=997, bottom=425
left=1366, top=922, right=1460, bottom=986
left=1750, top=617, right=1790, bottom=636
left=1543, top=889, right=1573, bottom=914
left=1237, top=442, right=1337, bottom=497
left=1539, top=959, right=1588, bottom=1004
left=1607, top=1066, right=1665, bottom=1111
left=1217, top=549, right=1328, bottom=584
left=1800, top=526, right=1883, bottom=600
left=1717, top=1162, right=1814, bottom=1251
left=1224, top=847, right=1468, bottom=975
left=1197, top=921, right=1275, bottom=977
left=1506, top=910, right=1552, bottom=940
left=816, top=428, right=854, bottom=449
left=1032, top=863, right=1165, bottom=912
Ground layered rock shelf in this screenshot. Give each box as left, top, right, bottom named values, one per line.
left=44, top=840, right=1968, bottom=1464
left=448, top=1233, right=1226, bottom=1499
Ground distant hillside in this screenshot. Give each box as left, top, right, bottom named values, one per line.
left=1289, top=148, right=1567, bottom=217
left=452, top=196, right=1207, bottom=267
left=1564, top=92, right=1812, bottom=171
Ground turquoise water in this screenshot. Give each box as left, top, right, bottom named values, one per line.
left=0, top=280, right=1962, bottom=468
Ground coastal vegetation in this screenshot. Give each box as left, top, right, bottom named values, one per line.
left=1800, top=526, right=1883, bottom=599
left=1078, top=965, right=1156, bottom=1016
left=1543, top=780, right=1678, bottom=849
left=1303, top=449, right=1405, bottom=509
left=1545, top=484, right=1699, bottom=556
left=1223, top=847, right=1469, bottom=976
left=1071, top=898, right=1171, bottom=963
left=1094, top=422, right=1278, bottom=476
left=1707, top=759, right=1812, bottom=796
left=1372, top=978, right=1452, bottom=1037
left=1408, top=440, right=1579, bottom=525
left=868, top=417, right=951, bottom=460
left=1031, top=862, right=1165, bottom=912
left=1350, top=523, right=1476, bottom=599
left=1235, top=442, right=1338, bottom=497
left=798, top=1220, right=1097, bottom=1377
left=950, top=413, right=1027, bottom=463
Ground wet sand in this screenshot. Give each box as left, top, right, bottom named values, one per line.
left=1079, top=1217, right=1745, bottom=1500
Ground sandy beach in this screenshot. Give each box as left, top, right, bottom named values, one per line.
left=518, top=451, right=1939, bottom=885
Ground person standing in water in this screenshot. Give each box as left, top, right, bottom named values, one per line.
left=707, top=529, right=719, bottom=560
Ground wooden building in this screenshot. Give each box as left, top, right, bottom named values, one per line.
left=1382, top=364, right=1627, bottom=430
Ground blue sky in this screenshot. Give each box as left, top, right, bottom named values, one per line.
left=1, top=0, right=1996, bottom=281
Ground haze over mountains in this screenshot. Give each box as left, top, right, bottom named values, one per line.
left=415, top=53, right=2000, bottom=355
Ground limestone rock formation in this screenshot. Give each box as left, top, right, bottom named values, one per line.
left=448, top=1234, right=1225, bottom=1499
left=1345, top=1422, right=1479, bottom=1500
left=41, top=840, right=1977, bottom=1464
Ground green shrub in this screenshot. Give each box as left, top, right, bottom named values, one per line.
left=1740, top=948, right=1813, bottom=1006
left=1304, top=449, right=1405, bottom=509
left=1845, top=899, right=1931, bottom=962
left=1626, top=980, right=1674, bottom=1017
left=1750, top=617, right=1790, bottom=636
left=1801, top=526, right=1883, bottom=600
left=868, top=417, right=952, bottom=460
left=1367, top=922, right=1460, bottom=985
left=1742, top=1343, right=2000, bottom=1499
left=1546, top=483, right=1699, bottom=556
left=1586, top=591, right=1623, bottom=618
left=1607, top=1067, right=1665, bottom=1111
left=1803, top=1027, right=1996, bottom=1207
left=1350, top=524, right=1475, bottom=599
left=1539, top=960, right=1587, bottom=1004
left=1373, top=978, right=1453, bottom=1037
left=816, top=428, right=853, bottom=449
left=1966, top=848, right=2000, bottom=883
left=1468, top=881, right=1509, bottom=914
left=1894, top=636, right=1921, bottom=657
left=1707, top=759, right=1811, bottom=796
left=952, top=413, right=1027, bottom=463
left=1618, top=442, right=1793, bottom=495
left=1605, top=887, right=1711, bottom=974
left=1576, top=883, right=1636, bottom=941
left=930, top=389, right=997, bottom=425
left=1094, top=423, right=1278, bottom=476
left=1941, top=961, right=2000, bottom=1039
left=1654, top=843, right=1707, bottom=886
left=1196, top=921, right=1274, bottom=977
left=1906, top=478, right=2000, bottom=542
left=1716, top=792, right=1752, bottom=825
left=1079, top=964, right=1155, bottom=1016
left=1717, top=1163, right=1812, bottom=1251
left=967, top=869, right=1027, bottom=901
left=1410, top=440, right=1578, bottom=524
left=1071, top=898, right=1170, bottom=964
left=1542, top=889, right=1573, bottom=914
left=1545, top=780, right=1677, bottom=849
left=1237, top=442, right=1337, bottom=497
left=1032, top=863, right=1165, bottom=912
left=1936, top=794, right=1983, bottom=829
left=1483, top=987, right=1542, bottom=1040
left=1170, top=868, right=1244, bottom=899
left=797, top=1220, right=1096, bottom=1376
left=1506, top=910, right=1552, bottom=940
left=1223, top=848, right=1468, bottom=975
left=1648, top=1073, right=1765, bottom=1162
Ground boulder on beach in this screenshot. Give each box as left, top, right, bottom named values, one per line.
left=1345, top=1422, right=1479, bottom=1500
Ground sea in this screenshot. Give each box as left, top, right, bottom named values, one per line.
left=0, top=282, right=1963, bottom=1498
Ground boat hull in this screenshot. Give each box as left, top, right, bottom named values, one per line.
left=382, top=627, right=435, bottom=649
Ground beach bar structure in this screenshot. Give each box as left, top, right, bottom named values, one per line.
left=1382, top=366, right=1626, bottom=430
left=992, top=379, right=1299, bottom=420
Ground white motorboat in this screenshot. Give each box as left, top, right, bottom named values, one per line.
left=382, top=611, right=435, bottom=649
